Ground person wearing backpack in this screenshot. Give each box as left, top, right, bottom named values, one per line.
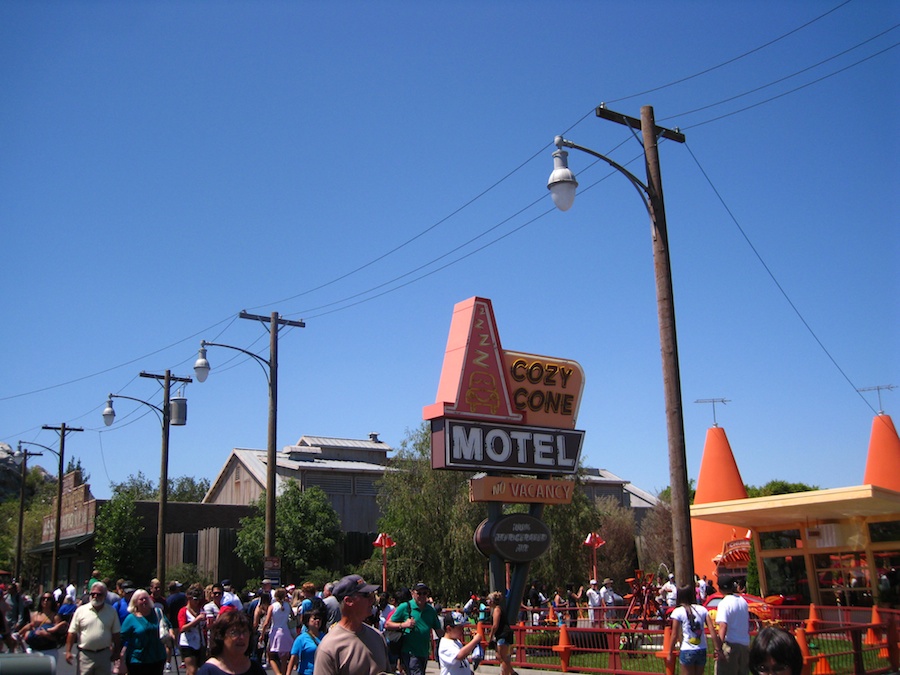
left=670, top=585, right=715, bottom=675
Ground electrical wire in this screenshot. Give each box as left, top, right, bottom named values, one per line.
left=683, top=142, right=879, bottom=416
left=605, top=0, right=855, bottom=104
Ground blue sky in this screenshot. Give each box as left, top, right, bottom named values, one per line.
left=2, top=1, right=898, bottom=501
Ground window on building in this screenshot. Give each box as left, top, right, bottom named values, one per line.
left=869, top=520, right=900, bottom=543
left=762, top=555, right=809, bottom=603
left=813, top=552, right=872, bottom=607
left=759, top=529, right=801, bottom=551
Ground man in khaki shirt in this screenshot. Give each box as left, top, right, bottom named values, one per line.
left=66, top=582, right=122, bottom=675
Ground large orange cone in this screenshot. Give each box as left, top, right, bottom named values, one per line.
left=812, top=654, right=835, bottom=675
left=547, top=604, right=557, bottom=625
left=866, top=606, right=890, bottom=657
left=552, top=624, right=573, bottom=672
left=863, top=414, right=900, bottom=491
left=692, top=426, right=749, bottom=580
left=805, top=603, right=821, bottom=632
left=795, top=628, right=814, bottom=675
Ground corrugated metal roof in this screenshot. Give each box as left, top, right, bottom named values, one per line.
left=296, top=435, right=391, bottom=451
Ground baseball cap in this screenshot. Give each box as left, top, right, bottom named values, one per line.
left=333, top=574, right=379, bottom=602
left=590, top=579, right=597, bottom=585
left=413, top=582, right=430, bottom=593
left=718, top=574, right=736, bottom=590
left=443, top=613, right=466, bottom=629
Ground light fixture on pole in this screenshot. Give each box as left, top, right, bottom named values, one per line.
left=194, top=310, right=305, bottom=565
left=14, top=443, right=43, bottom=583
left=372, top=532, right=396, bottom=592
left=20, top=429, right=81, bottom=591
left=548, top=105, right=695, bottom=584
left=583, top=532, right=605, bottom=583
left=103, top=370, right=190, bottom=587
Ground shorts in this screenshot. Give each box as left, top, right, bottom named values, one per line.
left=180, top=646, right=206, bottom=662
left=679, top=648, right=707, bottom=666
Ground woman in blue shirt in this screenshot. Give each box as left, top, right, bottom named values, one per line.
left=285, top=608, right=324, bottom=675
left=120, top=589, right=167, bottom=675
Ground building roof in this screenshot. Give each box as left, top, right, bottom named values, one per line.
left=690, top=484, right=900, bottom=529
left=581, top=467, right=658, bottom=509
left=204, top=436, right=395, bottom=503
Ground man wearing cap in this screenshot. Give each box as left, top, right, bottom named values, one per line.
left=385, top=582, right=444, bottom=675
left=313, top=574, right=388, bottom=675
left=66, top=582, right=122, bottom=675
left=438, top=614, right=482, bottom=675
left=712, top=574, right=750, bottom=675
left=221, top=579, right=243, bottom=610
left=659, top=573, right=677, bottom=612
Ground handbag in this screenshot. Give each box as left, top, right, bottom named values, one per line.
left=384, top=601, right=411, bottom=649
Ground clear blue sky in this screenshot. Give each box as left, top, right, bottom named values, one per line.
left=2, top=1, right=898, bottom=501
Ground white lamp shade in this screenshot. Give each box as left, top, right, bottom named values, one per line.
left=102, top=400, right=115, bottom=426
left=548, top=149, right=578, bottom=211
left=193, top=346, right=210, bottom=382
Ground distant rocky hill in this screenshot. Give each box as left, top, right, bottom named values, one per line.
left=0, top=442, right=52, bottom=503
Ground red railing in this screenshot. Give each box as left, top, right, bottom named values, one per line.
left=468, top=605, right=900, bottom=674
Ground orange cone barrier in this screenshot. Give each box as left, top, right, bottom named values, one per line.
left=805, top=603, right=821, bottom=632
left=795, top=628, right=814, bottom=675
left=866, top=606, right=889, bottom=657
left=552, top=624, right=572, bottom=672
left=548, top=604, right=557, bottom=625
left=654, top=625, right=676, bottom=675
left=812, top=653, right=835, bottom=675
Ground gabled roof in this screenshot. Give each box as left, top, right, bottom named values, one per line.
left=203, top=440, right=395, bottom=504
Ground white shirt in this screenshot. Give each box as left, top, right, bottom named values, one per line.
left=586, top=587, right=601, bottom=608
left=438, top=636, right=472, bottom=674
left=716, top=593, right=750, bottom=646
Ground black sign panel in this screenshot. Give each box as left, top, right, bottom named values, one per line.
left=432, top=418, right=584, bottom=475
left=474, top=514, right=552, bottom=563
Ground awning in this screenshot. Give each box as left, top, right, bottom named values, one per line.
left=690, top=484, right=900, bottom=529
left=28, top=534, right=94, bottom=554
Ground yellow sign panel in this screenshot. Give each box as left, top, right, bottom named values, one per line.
left=502, top=351, right=584, bottom=429
left=469, top=476, right=575, bottom=505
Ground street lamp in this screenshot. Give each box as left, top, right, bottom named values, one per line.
left=583, top=532, right=605, bottom=583
left=19, top=429, right=81, bottom=591
left=548, top=105, right=695, bottom=584
left=372, top=532, right=396, bottom=592
left=103, top=370, right=191, bottom=586
left=14, top=443, right=43, bottom=583
left=194, top=310, right=305, bottom=566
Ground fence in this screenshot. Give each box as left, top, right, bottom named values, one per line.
left=470, top=605, right=900, bottom=674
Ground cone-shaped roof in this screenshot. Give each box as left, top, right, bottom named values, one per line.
left=863, top=414, right=900, bottom=491
left=694, top=426, right=748, bottom=504
left=692, top=426, right=748, bottom=581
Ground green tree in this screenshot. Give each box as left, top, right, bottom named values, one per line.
left=375, top=424, right=487, bottom=601
left=638, top=499, right=674, bottom=577
left=745, top=480, right=818, bottom=497
left=530, top=476, right=599, bottom=590
left=93, top=492, right=145, bottom=580
left=111, top=471, right=156, bottom=500
left=593, top=496, right=639, bottom=586
left=235, top=483, right=343, bottom=580
left=111, top=472, right=212, bottom=502
left=65, top=456, right=90, bottom=483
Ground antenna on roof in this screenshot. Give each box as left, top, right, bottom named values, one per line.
left=694, top=398, right=731, bottom=427
left=856, top=385, right=896, bottom=415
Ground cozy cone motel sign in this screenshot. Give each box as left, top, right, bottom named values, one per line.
left=423, top=297, right=586, bottom=564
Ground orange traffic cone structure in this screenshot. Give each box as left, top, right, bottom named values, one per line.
left=795, top=628, right=814, bottom=675
left=863, top=414, right=900, bottom=491
left=805, top=603, right=821, bottom=632
left=866, top=606, right=889, bottom=657
left=547, top=604, right=557, bottom=625
left=656, top=624, right=675, bottom=675
left=552, top=623, right=573, bottom=672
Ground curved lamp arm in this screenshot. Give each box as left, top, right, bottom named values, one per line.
left=103, top=393, right=162, bottom=427
left=194, top=340, right=271, bottom=385
left=19, top=440, right=56, bottom=456
left=548, top=135, right=651, bottom=217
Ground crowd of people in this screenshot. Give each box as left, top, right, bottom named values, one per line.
left=0, top=569, right=808, bottom=675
